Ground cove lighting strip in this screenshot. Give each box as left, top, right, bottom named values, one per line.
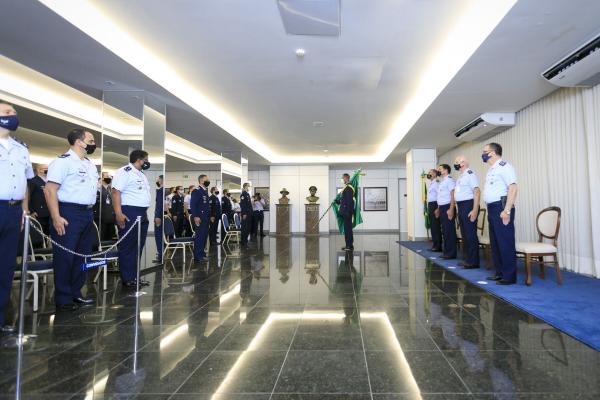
left=38, top=0, right=515, bottom=164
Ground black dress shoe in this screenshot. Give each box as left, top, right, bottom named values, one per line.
left=462, top=264, right=480, bottom=269
left=497, top=279, right=516, bottom=285
left=428, top=247, right=442, bottom=252
left=73, top=297, right=94, bottom=305
left=56, top=303, right=78, bottom=311
left=0, top=325, right=16, bottom=334
left=441, top=255, right=456, bottom=260
left=342, top=246, right=354, bottom=251
left=487, top=275, right=502, bottom=281
left=123, top=281, right=137, bottom=288
left=458, top=261, right=466, bottom=267
left=138, top=279, right=150, bottom=287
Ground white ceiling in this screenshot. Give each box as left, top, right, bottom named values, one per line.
left=2, top=0, right=600, bottom=166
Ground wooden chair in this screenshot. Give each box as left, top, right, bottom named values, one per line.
left=516, top=206, right=562, bottom=286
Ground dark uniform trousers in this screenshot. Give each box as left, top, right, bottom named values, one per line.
left=487, top=201, right=516, bottom=282
left=51, top=203, right=94, bottom=305
left=427, top=201, right=442, bottom=250
left=0, top=203, right=22, bottom=324
left=117, top=205, right=149, bottom=282
left=241, top=213, right=251, bottom=245
left=209, top=215, right=220, bottom=244
left=439, top=203, right=457, bottom=258
left=457, top=199, right=480, bottom=266
left=252, top=210, right=264, bottom=236
left=154, top=219, right=163, bottom=262
left=173, top=213, right=185, bottom=238
left=193, top=216, right=209, bottom=259
left=343, top=213, right=353, bottom=248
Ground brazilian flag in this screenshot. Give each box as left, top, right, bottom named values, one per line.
left=332, top=169, right=363, bottom=234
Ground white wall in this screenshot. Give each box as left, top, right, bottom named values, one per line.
left=163, top=169, right=221, bottom=189
left=406, top=149, right=437, bottom=240
left=440, top=85, right=600, bottom=278
left=269, top=165, right=330, bottom=233
left=329, top=167, right=405, bottom=232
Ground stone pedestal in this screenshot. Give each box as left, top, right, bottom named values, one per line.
left=276, top=204, right=291, bottom=236
left=305, top=204, right=320, bottom=235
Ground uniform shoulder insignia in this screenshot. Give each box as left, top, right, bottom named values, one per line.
left=499, top=161, right=507, bottom=166
left=467, top=170, right=473, bottom=174
left=14, top=138, right=28, bottom=148
left=124, top=166, right=132, bottom=171
left=58, top=153, right=70, bottom=158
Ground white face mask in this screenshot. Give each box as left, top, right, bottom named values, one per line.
left=341, top=178, right=346, bottom=185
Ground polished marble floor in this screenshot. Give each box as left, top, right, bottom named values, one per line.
left=1, top=234, right=599, bottom=399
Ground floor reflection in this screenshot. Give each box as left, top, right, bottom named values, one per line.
left=0, top=234, right=598, bottom=398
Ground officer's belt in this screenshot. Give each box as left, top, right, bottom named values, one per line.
left=0, top=200, right=22, bottom=206
left=59, top=202, right=94, bottom=210
left=456, top=199, right=474, bottom=204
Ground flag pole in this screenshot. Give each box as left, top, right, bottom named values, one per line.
left=313, top=202, right=334, bottom=229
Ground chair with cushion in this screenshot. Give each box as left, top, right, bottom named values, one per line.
left=221, top=214, right=240, bottom=245
left=516, top=206, right=562, bottom=286
left=233, top=213, right=242, bottom=230
left=163, top=215, right=194, bottom=263
left=476, top=209, right=491, bottom=264
left=30, top=217, right=52, bottom=260
left=90, top=222, right=119, bottom=291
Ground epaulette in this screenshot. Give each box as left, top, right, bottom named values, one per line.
left=58, top=153, right=70, bottom=158
left=13, top=138, right=28, bottom=148
left=346, top=183, right=356, bottom=194
left=499, top=161, right=507, bottom=166
left=467, top=170, right=473, bottom=174
left=124, top=166, right=132, bottom=171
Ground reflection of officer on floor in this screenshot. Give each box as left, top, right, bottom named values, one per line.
left=338, top=173, right=355, bottom=251
left=209, top=186, right=221, bottom=245
left=0, top=102, right=34, bottom=332
left=191, top=174, right=210, bottom=262
left=28, top=163, right=50, bottom=234
left=46, top=128, right=98, bottom=310
left=112, top=149, right=151, bottom=287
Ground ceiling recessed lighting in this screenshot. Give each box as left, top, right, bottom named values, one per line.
left=295, top=48, right=306, bottom=57
left=323, top=149, right=328, bottom=153
left=313, top=121, right=324, bottom=127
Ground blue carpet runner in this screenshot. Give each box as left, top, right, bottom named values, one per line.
left=400, top=240, right=600, bottom=351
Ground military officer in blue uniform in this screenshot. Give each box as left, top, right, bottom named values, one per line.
left=46, top=128, right=98, bottom=310
left=191, top=174, right=210, bottom=261
left=170, top=186, right=185, bottom=237
left=221, top=189, right=233, bottom=229
left=426, top=169, right=442, bottom=252
left=154, top=175, right=164, bottom=264
left=435, top=164, right=457, bottom=259
left=338, top=173, right=355, bottom=251
left=453, top=156, right=480, bottom=269
left=208, top=186, right=222, bottom=245
left=0, top=101, right=33, bottom=332
left=483, top=142, right=518, bottom=285
left=239, top=182, right=253, bottom=247
left=111, top=150, right=151, bottom=287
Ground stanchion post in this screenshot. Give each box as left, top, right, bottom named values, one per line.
left=131, top=216, right=146, bottom=297
left=4, top=215, right=37, bottom=348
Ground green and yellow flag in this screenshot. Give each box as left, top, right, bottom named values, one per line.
left=421, top=170, right=430, bottom=230
left=332, top=169, right=363, bottom=234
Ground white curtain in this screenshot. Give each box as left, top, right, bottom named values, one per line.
left=440, top=85, right=600, bottom=278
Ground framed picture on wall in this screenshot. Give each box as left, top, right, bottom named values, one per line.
left=363, top=187, right=388, bottom=211
left=254, top=186, right=270, bottom=211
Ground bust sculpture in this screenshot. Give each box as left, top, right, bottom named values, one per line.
left=306, top=185, right=319, bottom=204
left=279, top=188, right=290, bottom=204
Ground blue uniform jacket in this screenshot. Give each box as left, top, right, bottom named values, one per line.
left=191, top=186, right=210, bottom=218
left=339, top=185, right=355, bottom=217
left=209, top=194, right=222, bottom=217
left=155, top=187, right=164, bottom=219
left=240, top=191, right=252, bottom=215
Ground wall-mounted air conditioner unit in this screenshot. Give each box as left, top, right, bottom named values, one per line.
left=454, top=113, right=515, bottom=142
left=542, top=33, right=600, bottom=87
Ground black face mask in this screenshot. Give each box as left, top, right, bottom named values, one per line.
left=156, top=182, right=161, bottom=187
left=141, top=161, right=151, bottom=170
left=103, top=178, right=112, bottom=185
left=426, top=174, right=433, bottom=180
left=203, top=180, right=210, bottom=188
left=84, top=143, right=96, bottom=155
left=453, top=163, right=461, bottom=171
left=215, top=191, right=220, bottom=195
left=436, top=171, right=441, bottom=177
left=43, top=169, right=48, bottom=175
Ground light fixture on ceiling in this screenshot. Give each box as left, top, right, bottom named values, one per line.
left=295, top=48, right=306, bottom=57
left=313, top=121, right=324, bottom=127
left=104, top=80, right=115, bottom=86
